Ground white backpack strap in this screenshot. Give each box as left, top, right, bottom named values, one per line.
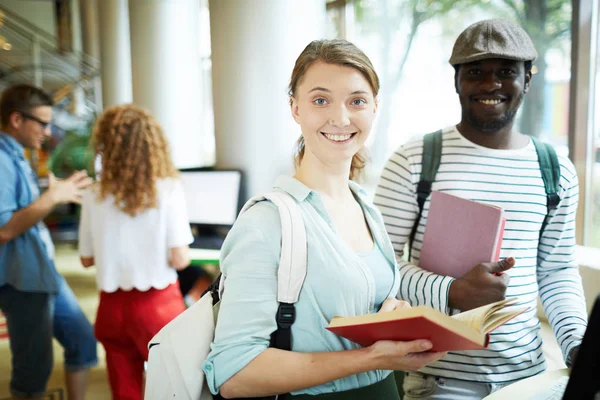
left=239, top=191, right=307, bottom=303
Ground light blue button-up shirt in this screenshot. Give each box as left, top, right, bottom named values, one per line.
left=203, top=176, right=400, bottom=396
left=0, top=131, right=59, bottom=293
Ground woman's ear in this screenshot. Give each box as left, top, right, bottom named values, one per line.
left=290, top=97, right=300, bottom=124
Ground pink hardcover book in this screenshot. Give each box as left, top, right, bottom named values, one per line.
left=419, top=191, right=505, bottom=278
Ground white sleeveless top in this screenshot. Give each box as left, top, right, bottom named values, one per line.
left=78, top=178, right=193, bottom=292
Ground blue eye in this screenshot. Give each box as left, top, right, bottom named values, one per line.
left=351, top=99, right=366, bottom=106
left=314, top=98, right=328, bottom=105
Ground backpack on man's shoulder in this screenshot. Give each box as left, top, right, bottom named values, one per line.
left=144, top=191, right=307, bottom=400
left=407, top=130, right=562, bottom=261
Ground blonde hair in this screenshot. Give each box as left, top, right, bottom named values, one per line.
left=289, top=39, right=379, bottom=181
left=92, top=104, right=178, bottom=216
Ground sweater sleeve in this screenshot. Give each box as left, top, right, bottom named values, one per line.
left=536, top=157, right=587, bottom=366
left=203, top=202, right=282, bottom=394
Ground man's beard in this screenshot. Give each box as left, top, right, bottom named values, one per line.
left=463, top=93, right=524, bottom=133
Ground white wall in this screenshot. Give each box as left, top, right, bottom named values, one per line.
left=0, top=0, right=56, bottom=37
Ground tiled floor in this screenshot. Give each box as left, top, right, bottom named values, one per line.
left=0, top=244, right=111, bottom=399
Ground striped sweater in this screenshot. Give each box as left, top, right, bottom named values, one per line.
left=374, top=126, right=587, bottom=384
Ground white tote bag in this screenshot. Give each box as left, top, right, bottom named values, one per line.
left=145, top=191, right=307, bottom=400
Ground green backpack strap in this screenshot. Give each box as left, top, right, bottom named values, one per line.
left=408, top=130, right=443, bottom=261
left=531, top=137, right=561, bottom=237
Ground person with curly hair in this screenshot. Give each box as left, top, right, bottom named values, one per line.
left=78, top=104, right=193, bottom=399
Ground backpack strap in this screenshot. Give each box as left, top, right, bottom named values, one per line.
left=239, top=191, right=307, bottom=352
left=408, top=130, right=443, bottom=261
left=531, top=137, right=561, bottom=236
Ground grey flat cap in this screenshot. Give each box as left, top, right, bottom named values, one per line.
left=449, top=19, right=538, bottom=65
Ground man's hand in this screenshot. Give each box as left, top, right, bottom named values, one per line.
left=48, top=171, right=93, bottom=205
left=448, top=257, right=515, bottom=311
left=0, top=170, right=93, bottom=244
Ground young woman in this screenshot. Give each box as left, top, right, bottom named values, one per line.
left=203, top=39, right=445, bottom=399
left=78, top=105, right=193, bottom=399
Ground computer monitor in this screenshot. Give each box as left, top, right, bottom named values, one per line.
left=179, top=169, right=244, bottom=227
left=563, top=294, right=600, bottom=399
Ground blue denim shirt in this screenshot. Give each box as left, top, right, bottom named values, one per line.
left=0, top=131, right=59, bottom=293
left=204, top=176, right=401, bottom=396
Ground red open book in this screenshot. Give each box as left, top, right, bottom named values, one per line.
left=326, top=298, right=527, bottom=352
left=419, top=191, right=506, bottom=278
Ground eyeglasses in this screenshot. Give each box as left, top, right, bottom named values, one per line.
left=19, top=111, right=52, bottom=129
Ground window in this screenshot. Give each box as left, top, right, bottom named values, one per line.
left=587, top=0, right=600, bottom=247
left=591, top=130, right=600, bottom=247
left=329, top=1, right=600, bottom=250
left=329, top=0, right=572, bottom=170
left=570, top=0, right=600, bottom=249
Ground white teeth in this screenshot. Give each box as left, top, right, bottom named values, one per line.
left=323, top=133, right=352, bottom=142
left=479, top=99, right=502, bottom=105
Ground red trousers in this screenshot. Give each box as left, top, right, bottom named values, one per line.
left=95, top=283, right=185, bottom=400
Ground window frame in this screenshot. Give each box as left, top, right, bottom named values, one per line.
left=570, top=0, right=599, bottom=249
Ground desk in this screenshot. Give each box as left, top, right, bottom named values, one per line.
left=484, top=368, right=569, bottom=399
left=189, top=248, right=220, bottom=278
left=189, top=248, right=220, bottom=266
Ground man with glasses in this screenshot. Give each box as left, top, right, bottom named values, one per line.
left=0, top=84, right=97, bottom=399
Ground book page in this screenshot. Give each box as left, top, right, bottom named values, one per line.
left=451, top=298, right=519, bottom=332
left=480, top=307, right=528, bottom=333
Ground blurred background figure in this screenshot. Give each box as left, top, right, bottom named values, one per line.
left=0, top=83, right=96, bottom=400
left=78, top=104, right=192, bottom=400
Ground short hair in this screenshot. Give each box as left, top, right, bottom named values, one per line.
left=0, top=84, right=53, bottom=127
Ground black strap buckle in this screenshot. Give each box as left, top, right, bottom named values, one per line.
left=201, top=273, right=222, bottom=306
left=416, top=180, right=432, bottom=203
left=547, top=193, right=560, bottom=210
left=276, top=303, right=296, bottom=329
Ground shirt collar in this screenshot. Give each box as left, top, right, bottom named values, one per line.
left=273, top=174, right=393, bottom=266
left=273, top=175, right=371, bottom=204
left=274, top=175, right=312, bottom=202
left=0, top=130, right=25, bottom=156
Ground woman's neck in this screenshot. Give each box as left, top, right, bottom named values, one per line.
left=294, top=153, right=353, bottom=202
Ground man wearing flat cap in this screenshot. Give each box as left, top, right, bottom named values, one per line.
left=375, top=19, right=587, bottom=399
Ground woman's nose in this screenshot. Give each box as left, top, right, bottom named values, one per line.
left=329, top=105, right=350, bottom=127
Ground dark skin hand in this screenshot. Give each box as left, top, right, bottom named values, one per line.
left=448, top=257, right=515, bottom=311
